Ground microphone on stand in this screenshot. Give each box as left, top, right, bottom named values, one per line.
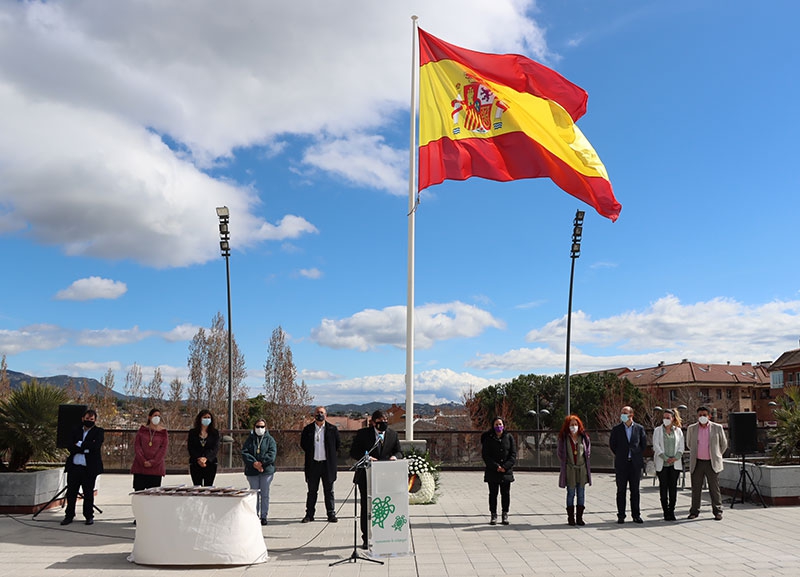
left=368, top=432, right=385, bottom=457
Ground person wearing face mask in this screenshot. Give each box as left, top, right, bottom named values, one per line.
left=652, top=408, right=684, bottom=521
left=685, top=406, right=728, bottom=521
left=242, top=418, right=277, bottom=525
left=300, top=406, right=341, bottom=523
left=349, top=410, right=402, bottom=549
left=187, top=409, right=219, bottom=486
left=557, top=415, right=592, bottom=526
left=131, top=408, right=169, bottom=492
left=61, top=409, right=104, bottom=526
left=609, top=405, right=647, bottom=524
left=481, top=417, right=517, bottom=526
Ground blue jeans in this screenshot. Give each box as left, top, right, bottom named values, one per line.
left=247, top=472, right=274, bottom=520
left=566, top=484, right=585, bottom=507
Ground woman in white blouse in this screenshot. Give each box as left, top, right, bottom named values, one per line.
left=652, top=408, right=684, bottom=521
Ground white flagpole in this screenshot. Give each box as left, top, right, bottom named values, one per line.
left=405, top=15, right=419, bottom=440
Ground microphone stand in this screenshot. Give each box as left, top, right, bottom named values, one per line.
left=330, top=434, right=385, bottom=567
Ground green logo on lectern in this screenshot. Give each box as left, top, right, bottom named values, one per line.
left=371, top=495, right=396, bottom=528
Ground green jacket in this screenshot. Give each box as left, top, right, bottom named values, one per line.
left=242, top=430, right=277, bottom=476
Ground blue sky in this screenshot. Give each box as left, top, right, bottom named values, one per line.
left=1, top=1, right=799, bottom=406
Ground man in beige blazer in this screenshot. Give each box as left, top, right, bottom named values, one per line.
left=685, top=406, right=728, bottom=520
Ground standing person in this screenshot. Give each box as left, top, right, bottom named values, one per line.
left=242, top=418, right=277, bottom=526
left=652, top=408, right=684, bottom=521
left=609, top=405, right=647, bottom=524
left=300, top=406, right=341, bottom=523
left=61, top=409, right=104, bottom=526
left=557, top=415, right=592, bottom=526
left=481, top=417, right=516, bottom=526
left=187, top=409, right=219, bottom=486
left=130, top=408, right=169, bottom=492
left=685, top=406, right=728, bottom=521
left=349, top=410, right=402, bottom=550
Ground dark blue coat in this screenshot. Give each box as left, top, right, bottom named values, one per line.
left=609, top=421, right=647, bottom=471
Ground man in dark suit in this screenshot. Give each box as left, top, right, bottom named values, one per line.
left=609, top=405, right=647, bottom=524
left=300, top=406, right=341, bottom=523
left=349, top=409, right=403, bottom=549
left=61, top=409, right=104, bottom=526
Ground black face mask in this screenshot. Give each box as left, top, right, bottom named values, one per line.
left=315, top=414, right=325, bottom=422
left=375, top=421, right=388, bottom=432
left=83, top=420, right=95, bottom=428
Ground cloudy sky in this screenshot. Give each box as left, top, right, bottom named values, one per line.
left=1, top=1, right=798, bottom=406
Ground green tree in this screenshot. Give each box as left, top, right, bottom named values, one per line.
left=769, top=386, right=800, bottom=464
left=0, top=381, right=68, bottom=471
left=0, top=354, right=10, bottom=400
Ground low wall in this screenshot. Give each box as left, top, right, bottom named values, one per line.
left=719, top=458, right=800, bottom=506
left=0, top=468, right=66, bottom=514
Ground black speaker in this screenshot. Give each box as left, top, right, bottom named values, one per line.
left=728, top=412, right=758, bottom=455
left=57, top=404, right=87, bottom=449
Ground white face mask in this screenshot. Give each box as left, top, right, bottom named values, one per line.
left=663, top=418, right=672, bottom=427
left=150, top=416, right=161, bottom=426
left=569, top=425, right=579, bottom=434
left=255, top=427, right=266, bottom=436
left=698, top=416, right=709, bottom=425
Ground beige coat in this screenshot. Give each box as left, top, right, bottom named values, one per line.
left=686, top=421, right=728, bottom=473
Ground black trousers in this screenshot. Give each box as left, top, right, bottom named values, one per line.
left=356, top=475, right=369, bottom=542
left=64, top=467, right=97, bottom=520
left=657, top=465, right=680, bottom=514
left=133, top=473, right=163, bottom=492
left=487, top=481, right=511, bottom=514
left=305, top=460, right=335, bottom=517
left=615, top=460, right=641, bottom=519
left=189, top=462, right=217, bottom=486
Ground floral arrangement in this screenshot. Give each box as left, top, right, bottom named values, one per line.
left=405, top=449, right=441, bottom=505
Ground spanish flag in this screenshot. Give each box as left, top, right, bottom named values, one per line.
left=418, top=29, right=621, bottom=222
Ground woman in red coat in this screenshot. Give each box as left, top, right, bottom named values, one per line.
left=130, top=408, right=169, bottom=491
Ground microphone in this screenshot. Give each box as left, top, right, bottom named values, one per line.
left=368, top=432, right=385, bottom=456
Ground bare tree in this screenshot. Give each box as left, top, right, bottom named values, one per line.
left=186, top=312, right=248, bottom=429
left=124, top=363, right=145, bottom=427
left=91, top=368, right=119, bottom=426
left=263, top=326, right=313, bottom=430
left=146, top=367, right=164, bottom=406
left=167, top=377, right=187, bottom=429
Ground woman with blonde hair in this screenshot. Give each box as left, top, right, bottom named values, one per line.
left=557, top=415, right=592, bottom=526
left=652, top=408, right=684, bottom=520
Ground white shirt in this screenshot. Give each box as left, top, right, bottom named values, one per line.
left=73, top=428, right=91, bottom=466
left=313, top=422, right=326, bottom=461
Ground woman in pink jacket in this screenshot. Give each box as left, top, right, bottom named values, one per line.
left=130, top=408, right=169, bottom=491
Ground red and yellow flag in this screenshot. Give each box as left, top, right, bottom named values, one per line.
left=418, top=29, right=621, bottom=222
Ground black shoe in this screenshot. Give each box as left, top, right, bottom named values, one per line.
left=489, top=514, right=497, bottom=525
left=714, top=512, right=723, bottom=521
left=301, top=516, right=314, bottom=523
left=617, top=518, right=625, bottom=524
left=361, top=540, right=368, bottom=550
left=85, top=518, right=94, bottom=526
left=327, top=514, right=338, bottom=523
left=60, top=517, right=74, bottom=526
left=501, top=512, right=509, bottom=525
left=687, top=513, right=698, bottom=519
left=260, top=518, right=268, bottom=526
left=633, top=517, right=643, bottom=524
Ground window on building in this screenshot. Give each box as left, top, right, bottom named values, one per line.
left=716, top=389, right=722, bottom=400
left=669, top=390, right=678, bottom=402
left=726, top=388, right=732, bottom=399
left=771, top=372, right=784, bottom=389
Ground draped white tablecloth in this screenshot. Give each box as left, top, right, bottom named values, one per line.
left=130, top=490, right=268, bottom=565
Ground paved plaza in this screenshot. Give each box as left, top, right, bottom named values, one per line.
left=1, top=470, right=798, bottom=577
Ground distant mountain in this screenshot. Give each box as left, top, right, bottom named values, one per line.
left=326, top=401, right=465, bottom=417
left=7, top=370, right=127, bottom=400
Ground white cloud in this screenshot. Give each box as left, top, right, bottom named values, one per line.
left=311, top=301, right=505, bottom=351
left=469, top=295, right=800, bottom=373
left=0, top=324, right=69, bottom=355
left=0, top=1, right=546, bottom=267
left=309, top=368, right=495, bottom=405
left=298, top=268, right=323, bottom=280
left=299, top=369, right=340, bottom=381
left=163, top=323, right=202, bottom=342
left=55, top=276, right=127, bottom=301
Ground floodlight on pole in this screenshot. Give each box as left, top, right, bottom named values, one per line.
left=564, top=209, right=585, bottom=416
left=216, top=206, right=233, bottom=434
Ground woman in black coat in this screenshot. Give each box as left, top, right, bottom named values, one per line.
left=481, top=416, right=517, bottom=525
left=187, top=409, right=220, bottom=486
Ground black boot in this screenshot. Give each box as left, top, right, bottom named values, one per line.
left=489, top=512, right=497, bottom=525
left=501, top=512, right=509, bottom=525
left=567, top=506, right=576, bottom=526
left=576, top=506, right=586, bottom=526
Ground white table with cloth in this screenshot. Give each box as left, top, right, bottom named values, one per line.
left=129, top=486, right=268, bottom=566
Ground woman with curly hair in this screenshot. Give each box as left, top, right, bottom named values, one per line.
left=557, top=414, right=592, bottom=526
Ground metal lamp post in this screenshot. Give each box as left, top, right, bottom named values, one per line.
left=216, top=206, right=233, bottom=434
left=564, top=210, right=585, bottom=416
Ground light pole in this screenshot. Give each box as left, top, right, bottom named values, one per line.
left=216, top=206, right=233, bottom=434
left=564, top=210, right=585, bottom=416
